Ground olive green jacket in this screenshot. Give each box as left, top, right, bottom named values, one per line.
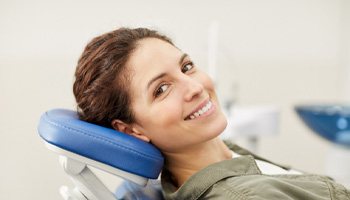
left=161, top=142, right=350, bottom=200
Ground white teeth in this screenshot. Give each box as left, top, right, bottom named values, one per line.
left=186, top=101, right=213, bottom=120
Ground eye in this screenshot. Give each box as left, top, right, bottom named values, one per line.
left=154, top=84, right=169, bottom=97
left=181, top=62, right=194, bottom=73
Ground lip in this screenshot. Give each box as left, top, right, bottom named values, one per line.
left=184, top=98, right=214, bottom=120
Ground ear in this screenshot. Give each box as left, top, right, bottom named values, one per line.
left=111, top=119, right=150, bottom=143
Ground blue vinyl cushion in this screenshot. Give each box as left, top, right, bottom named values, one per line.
left=38, top=109, right=164, bottom=179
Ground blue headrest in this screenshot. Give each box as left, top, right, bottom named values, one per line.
left=38, top=109, right=164, bottom=179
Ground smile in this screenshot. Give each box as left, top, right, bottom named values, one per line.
left=185, top=100, right=214, bottom=120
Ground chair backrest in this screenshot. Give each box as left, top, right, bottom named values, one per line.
left=38, top=108, right=164, bottom=180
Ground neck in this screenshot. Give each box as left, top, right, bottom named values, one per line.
left=163, top=137, right=232, bottom=187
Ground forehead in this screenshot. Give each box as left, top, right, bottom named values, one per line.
left=126, top=38, right=182, bottom=91
left=128, top=38, right=181, bottom=69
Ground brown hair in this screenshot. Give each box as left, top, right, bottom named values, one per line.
left=73, top=27, right=173, bottom=128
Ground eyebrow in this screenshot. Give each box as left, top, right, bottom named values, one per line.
left=179, top=53, right=188, bottom=65
left=146, top=53, right=188, bottom=90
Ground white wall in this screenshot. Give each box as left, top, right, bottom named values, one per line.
left=340, top=0, right=350, bottom=100
left=1, top=0, right=349, bottom=199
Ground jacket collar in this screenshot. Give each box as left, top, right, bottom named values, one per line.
left=161, top=155, right=261, bottom=200
left=224, top=142, right=291, bottom=170
left=161, top=142, right=291, bottom=200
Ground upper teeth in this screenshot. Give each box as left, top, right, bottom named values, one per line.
left=188, top=101, right=212, bottom=120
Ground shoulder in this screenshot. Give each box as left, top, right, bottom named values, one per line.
left=200, top=174, right=348, bottom=200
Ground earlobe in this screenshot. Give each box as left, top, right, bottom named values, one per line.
left=111, top=119, right=151, bottom=143
left=131, top=129, right=151, bottom=142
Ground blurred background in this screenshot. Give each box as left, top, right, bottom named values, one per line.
left=1, top=0, right=349, bottom=199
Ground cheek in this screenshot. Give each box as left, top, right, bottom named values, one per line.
left=150, top=98, right=183, bottom=126
left=138, top=109, right=184, bottom=151
left=135, top=97, right=183, bottom=132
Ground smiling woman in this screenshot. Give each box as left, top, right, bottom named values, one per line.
left=118, top=38, right=228, bottom=154
left=73, top=27, right=350, bottom=200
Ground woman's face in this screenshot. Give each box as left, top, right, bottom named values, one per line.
left=126, top=38, right=227, bottom=153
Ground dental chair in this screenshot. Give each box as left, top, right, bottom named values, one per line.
left=37, top=109, right=165, bottom=200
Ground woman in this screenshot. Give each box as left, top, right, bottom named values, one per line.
left=73, top=27, right=349, bottom=200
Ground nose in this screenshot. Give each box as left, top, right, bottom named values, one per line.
left=183, top=77, right=204, bottom=102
